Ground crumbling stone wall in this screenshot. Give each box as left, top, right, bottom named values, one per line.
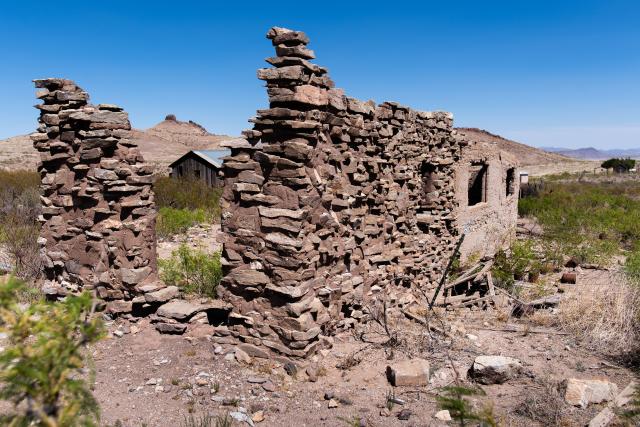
left=454, top=140, right=519, bottom=262
left=219, top=28, right=464, bottom=357
left=32, top=78, right=158, bottom=313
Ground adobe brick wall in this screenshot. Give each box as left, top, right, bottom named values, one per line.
left=454, top=140, right=519, bottom=262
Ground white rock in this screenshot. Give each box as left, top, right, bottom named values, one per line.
left=564, top=378, right=618, bottom=408
left=434, top=410, right=452, bottom=421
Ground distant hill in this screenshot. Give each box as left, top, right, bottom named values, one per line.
left=541, top=146, right=640, bottom=160
left=0, top=116, right=243, bottom=171
left=456, top=127, right=571, bottom=166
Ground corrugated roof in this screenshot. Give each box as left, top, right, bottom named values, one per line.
left=170, top=149, right=231, bottom=168
left=192, top=149, right=231, bottom=168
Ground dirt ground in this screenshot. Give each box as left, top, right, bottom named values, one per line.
left=94, top=267, right=638, bottom=427
left=156, top=223, right=222, bottom=260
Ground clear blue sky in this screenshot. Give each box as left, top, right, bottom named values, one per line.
left=1, top=0, right=639, bottom=149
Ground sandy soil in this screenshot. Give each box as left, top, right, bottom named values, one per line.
left=93, top=266, right=637, bottom=427
left=156, top=223, right=222, bottom=260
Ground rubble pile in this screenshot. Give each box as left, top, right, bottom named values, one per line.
left=32, top=78, right=158, bottom=313
left=219, top=27, right=465, bottom=356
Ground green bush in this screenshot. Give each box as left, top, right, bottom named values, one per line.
left=154, top=176, right=222, bottom=237
left=154, top=176, right=222, bottom=218
left=625, top=249, right=640, bottom=281
left=519, top=180, right=640, bottom=265
left=156, top=207, right=209, bottom=238
left=0, top=276, right=104, bottom=426
left=601, top=157, right=636, bottom=172
left=159, top=245, right=222, bottom=298
left=492, top=240, right=539, bottom=291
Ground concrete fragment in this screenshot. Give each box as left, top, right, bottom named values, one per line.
left=386, top=359, right=430, bottom=386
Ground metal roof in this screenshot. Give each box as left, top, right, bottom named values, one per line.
left=169, top=149, right=231, bottom=169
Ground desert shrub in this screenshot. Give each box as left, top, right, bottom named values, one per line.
left=514, top=377, right=564, bottom=425
left=154, top=176, right=222, bottom=218
left=159, top=245, right=222, bottom=298
left=0, top=276, right=104, bottom=426
left=492, top=240, right=538, bottom=291
left=154, top=176, right=222, bottom=237
left=436, top=385, right=497, bottom=427
left=519, top=180, right=640, bottom=265
left=0, top=170, right=41, bottom=279
left=0, top=212, right=42, bottom=279
left=622, top=385, right=640, bottom=424
left=557, top=272, right=640, bottom=360
left=156, top=207, right=209, bottom=238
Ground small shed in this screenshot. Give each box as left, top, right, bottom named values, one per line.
left=169, top=149, right=230, bottom=187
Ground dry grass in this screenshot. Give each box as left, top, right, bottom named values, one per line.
left=514, top=377, right=566, bottom=425
left=556, top=273, right=640, bottom=360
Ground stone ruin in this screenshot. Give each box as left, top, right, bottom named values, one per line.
left=218, top=27, right=468, bottom=357
left=31, top=78, right=158, bottom=313
left=27, top=29, right=519, bottom=357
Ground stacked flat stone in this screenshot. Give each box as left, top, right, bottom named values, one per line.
left=32, top=78, right=158, bottom=313
left=219, top=27, right=463, bottom=357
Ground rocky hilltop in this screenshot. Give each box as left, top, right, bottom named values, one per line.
left=0, top=115, right=242, bottom=171
left=457, top=127, right=571, bottom=166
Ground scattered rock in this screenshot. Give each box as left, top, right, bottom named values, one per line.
left=306, top=364, right=319, bottom=382
left=261, top=381, right=277, bottom=392
left=252, top=410, right=265, bottom=423
left=235, top=347, right=252, bottom=365
left=238, top=343, right=271, bottom=359
left=563, top=378, right=618, bottom=408
left=470, top=355, right=522, bottom=384
left=560, top=272, right=577, bottom=284
left=328, top=399, right=338, bottom=408
left=397, top=409, right=412, bottom=420
left=247, top=376, right=267, bottom=384
left=284, top=361, right=298, bottom=377
left=230, top=411, right=255, bottom=426
left=156, top=300, right=201, bottom=321
left=154, top=322, right=187, bottom=334
left=386, top=359, right=430, bottom=386
left=144, top=286, right=179, bottom=303
left=434, top=410, right=452, bottom=421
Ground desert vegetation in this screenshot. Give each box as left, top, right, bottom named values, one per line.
left=600, top=157, right=636, bottom=172
left=155, top=176, right=222, bottom=238
left=0, top=170, right=41, bottom=279
left=507, top=176, right=640, bottom=361
left=519, top=178, right=640, bottom=266
left=0, top=276, right=104, bottom=426
left=159, top=245, right=223, bottom=298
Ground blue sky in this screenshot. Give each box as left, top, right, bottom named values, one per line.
left=1, top=0, right=639, bottom=149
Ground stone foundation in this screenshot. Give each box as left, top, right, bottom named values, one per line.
left=32, top=78, right=158, bottom=313
left=219, top=27, right=465, bottom=357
